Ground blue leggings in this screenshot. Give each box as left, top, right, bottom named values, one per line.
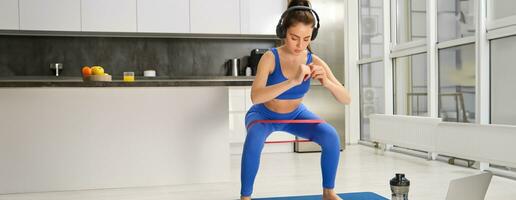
left=240, top=103, right=341, bottom=196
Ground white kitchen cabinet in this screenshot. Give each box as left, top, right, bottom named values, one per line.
left=81, top=0, right=137, bottom=32
left=229, top=87, right=295, bottom=154
left=190, top=0, right=240, bottom=34
left=229, top=112, right=246, bottom=143
left=19, top=0, right=80, bottom=31
left=229, top=86, right=247, bottom=112
left=0, top=0, right=19, bottom=30
left=244, top=87, right=253, bottom=111
left=240, top=0, right=286, bottom=35
left=229, top=87, right=247, bottom=145
left=0, top=87, right=230, bottom=193
left=137, top=0, right=189, bottom=33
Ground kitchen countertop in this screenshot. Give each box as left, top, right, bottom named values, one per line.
left=0, top=76, right=327, bottom=87
left=0, top=76, right=256, bottom=87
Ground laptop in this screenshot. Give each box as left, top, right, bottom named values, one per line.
left=445, top=172, right=493, bottom=200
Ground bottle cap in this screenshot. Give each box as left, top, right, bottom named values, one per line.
left=390, top=173, right=410, bottom=186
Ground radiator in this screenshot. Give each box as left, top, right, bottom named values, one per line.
left=369, top=114, right=442, bottom=152
left=436, top=122, right=516, bottom=168
left=370, top=114, right=516, bottom=169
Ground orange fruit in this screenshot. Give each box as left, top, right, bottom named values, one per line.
left=82, top=66, right=92, bottom=77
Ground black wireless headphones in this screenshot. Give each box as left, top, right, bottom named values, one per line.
left=276, top=5, right=321, bottom=41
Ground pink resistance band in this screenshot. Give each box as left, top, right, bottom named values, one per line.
left=246, top=119, right=326, bottom=144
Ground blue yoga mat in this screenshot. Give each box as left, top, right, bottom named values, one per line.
left=253, top=192, right=388, bottom=200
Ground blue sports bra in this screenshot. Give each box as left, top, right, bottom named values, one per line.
left=266, top=48, right=312, bottom=99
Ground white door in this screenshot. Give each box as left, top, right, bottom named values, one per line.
left=0, top=0, right=19, bottom=30
left=137, top=0, right=189, bottom=33
left=240, top=0, right=286, bottom=35
left=190, top=0, right=240, bottom=34
left=81, top=0, right=137, bottom=32
left=19, top=0, right=81, bottom=31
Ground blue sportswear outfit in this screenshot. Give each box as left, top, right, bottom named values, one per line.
left=240, top=48, right=341, bottom=196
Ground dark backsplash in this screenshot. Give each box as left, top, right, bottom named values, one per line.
left=0, top=35, right=275, bottom=77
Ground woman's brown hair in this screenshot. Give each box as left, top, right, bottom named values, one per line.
left=284, top=0, right=316, bottom=30
left=283, top=0, right=316, bottom=52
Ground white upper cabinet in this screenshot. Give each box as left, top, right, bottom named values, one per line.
left=6, top=0, right=284, bottom=35
left=137, top=0, right=189, bottom=33
left=19, top=0, right=80, bottom=31
left=190, top=0, right=240, bottom=34
left=81, top=0, right=137, bottom=32
left=240, top=0, right=286, bottom=35
left=0, top=0, right=20, bottom=30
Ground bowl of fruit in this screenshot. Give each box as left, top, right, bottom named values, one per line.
left=82, top=66, right=112, bottom=82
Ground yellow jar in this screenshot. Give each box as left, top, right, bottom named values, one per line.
left=123, top=72, right=135, bottom=82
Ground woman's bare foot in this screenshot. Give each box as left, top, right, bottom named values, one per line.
left=241, top=196, right=251, bottom=200
left=323, top=188, right=343, bottom=200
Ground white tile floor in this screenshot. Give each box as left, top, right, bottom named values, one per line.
left=1, top=145, right=515, bottom=200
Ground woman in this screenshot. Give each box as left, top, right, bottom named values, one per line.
left=240, top=0, right=351, bottom=200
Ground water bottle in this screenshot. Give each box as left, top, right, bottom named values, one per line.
left=245, top=66, right=252, bottom=76
left=390, top=173, right=410, bottom=200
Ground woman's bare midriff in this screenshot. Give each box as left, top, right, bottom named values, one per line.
left=263, top=98, right=303, bottom=114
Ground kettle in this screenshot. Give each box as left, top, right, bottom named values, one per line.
left=390, top=173, right=410, bottom=200
left=226, top=58, right=240, bottom=76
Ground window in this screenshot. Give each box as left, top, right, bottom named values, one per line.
left=488, top=0, right=516, bottom=21
left=359, top=62, right=385, bottom=141
left=437, top=0, right=475, bottom=42
left=438, top=44, right=475, bottom=123
left=359, top=0, right=384, bottom=58
left=396, top=0, right=427, bottom=44
left=394, top=53, right=428, bottom=116
left=490, top=36, right=516, bottom=126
